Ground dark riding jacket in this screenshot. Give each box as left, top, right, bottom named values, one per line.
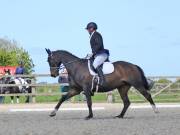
left=15, top=66, right=25, bottom=74
left=90, top=31, right=109, bottom=56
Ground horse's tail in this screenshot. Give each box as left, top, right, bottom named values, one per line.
left=136, top=66, right=152, bottom=91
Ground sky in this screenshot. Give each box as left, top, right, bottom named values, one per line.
left=0, top=0, right=180, bottom=82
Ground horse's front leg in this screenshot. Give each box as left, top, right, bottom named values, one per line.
left=49, top=89, right=80, bottom=117
left=84, top=89, right=93, bottom=120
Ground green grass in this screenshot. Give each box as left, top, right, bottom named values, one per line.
left=2, top=87, right=180, bottom=104
left=3, top=92, right=180, bottom=104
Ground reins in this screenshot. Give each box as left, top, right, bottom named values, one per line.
left=49, top=53, right=91, bottom=71
left=50, top=59, right=82, bottom=70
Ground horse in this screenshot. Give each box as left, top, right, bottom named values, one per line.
left=0, top=78, right=5, bottom=103
left=4, top=70, right=32, bottom=103
left=1, top=69, right=13, bottom=93
left=0, top=69, right=12, bottom=103
left=46, top=49, right=158, bottom=120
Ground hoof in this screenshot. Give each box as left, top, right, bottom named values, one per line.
left=154, top=109, right=160, bottom=114
left=152, top=105, right=159, bottom=114
left=85, top=115, right=93, bottom=120
left=114, top=115, right=123, bottom=119
left=91, top=92, right=94, bottom=96
left=49, top=109, right=57, bottom=117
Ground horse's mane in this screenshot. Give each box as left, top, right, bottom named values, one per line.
left=53, top=50, right=87, bottom=62
left=54, top=50, right=78, bottom=58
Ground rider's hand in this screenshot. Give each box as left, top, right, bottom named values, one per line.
left=85, top=54, right=93, bottom=59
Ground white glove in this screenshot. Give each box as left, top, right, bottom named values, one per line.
left=85, top=54, right=93, bottom=59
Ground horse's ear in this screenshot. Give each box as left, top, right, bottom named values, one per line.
left=45, top=48, right=51, bottom=55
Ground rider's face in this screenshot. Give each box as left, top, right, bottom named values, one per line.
left=87, top=28, right=95, bottom=35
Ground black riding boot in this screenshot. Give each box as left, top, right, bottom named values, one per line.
left=96, top=66, right=106, bottom=87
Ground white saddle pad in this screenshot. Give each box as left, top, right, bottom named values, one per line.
left=88, top=60, right=114, bottom=76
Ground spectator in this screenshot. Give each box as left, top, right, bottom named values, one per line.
left=0, top=97, right=4, bottom=104
left=58, top=68, right=86, bottom=102
left=15, top=61, right=25, bottom=75
left=58, top=68, right=69, bottom=93
left=15, top=61, right=26, bottom=94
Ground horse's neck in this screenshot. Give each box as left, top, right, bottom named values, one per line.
left=14, top=78, right=24, bottom=85
left=62, top=58, right=80, bottom=76
left=58, top=52, right=83, bottom=76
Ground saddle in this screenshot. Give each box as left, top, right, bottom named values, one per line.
left=88, top=59, right=114, bottom=76
left=88, top=58, right=114, bottom=94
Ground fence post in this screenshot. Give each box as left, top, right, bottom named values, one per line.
left=31, top=79, right=36, bottom=103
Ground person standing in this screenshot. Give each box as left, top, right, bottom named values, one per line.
left=15, top=61, right=26, bottom=96
left=15, top=61, right=25, bottom=75
left=58, top=68, right=69, bottom=93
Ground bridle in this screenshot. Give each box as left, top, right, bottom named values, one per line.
left=49, top=52, right=90, bottom=71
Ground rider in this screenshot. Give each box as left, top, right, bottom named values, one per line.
left=86, top=22, right=109, bottom=87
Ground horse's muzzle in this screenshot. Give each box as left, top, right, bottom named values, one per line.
left=51, top=74, right=56, bottom=78
left=51, top=73, right=59, bottom=78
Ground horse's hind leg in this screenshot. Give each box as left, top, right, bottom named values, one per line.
left=16, top=96, right=20, bottom=104
left=11, top=96, right=14, bottom=104
left=137, top=87, right=158, bottom=113
left=84, top=89, right=93, bottom=120
left=116, top=85, right=131, bottom=118
left=25, top=88, right=31, bottom=103
left=25, top=96, right=30, bottom=103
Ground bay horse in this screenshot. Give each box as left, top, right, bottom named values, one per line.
left=46, top=49, right=158, bottom=120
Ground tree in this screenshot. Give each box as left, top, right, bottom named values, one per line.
left=0, top=38, right=34, bottom=74
left=156, top=78, right=172, bottom=83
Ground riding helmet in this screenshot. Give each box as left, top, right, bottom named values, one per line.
left=86, top=22, right=98, bottom=30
